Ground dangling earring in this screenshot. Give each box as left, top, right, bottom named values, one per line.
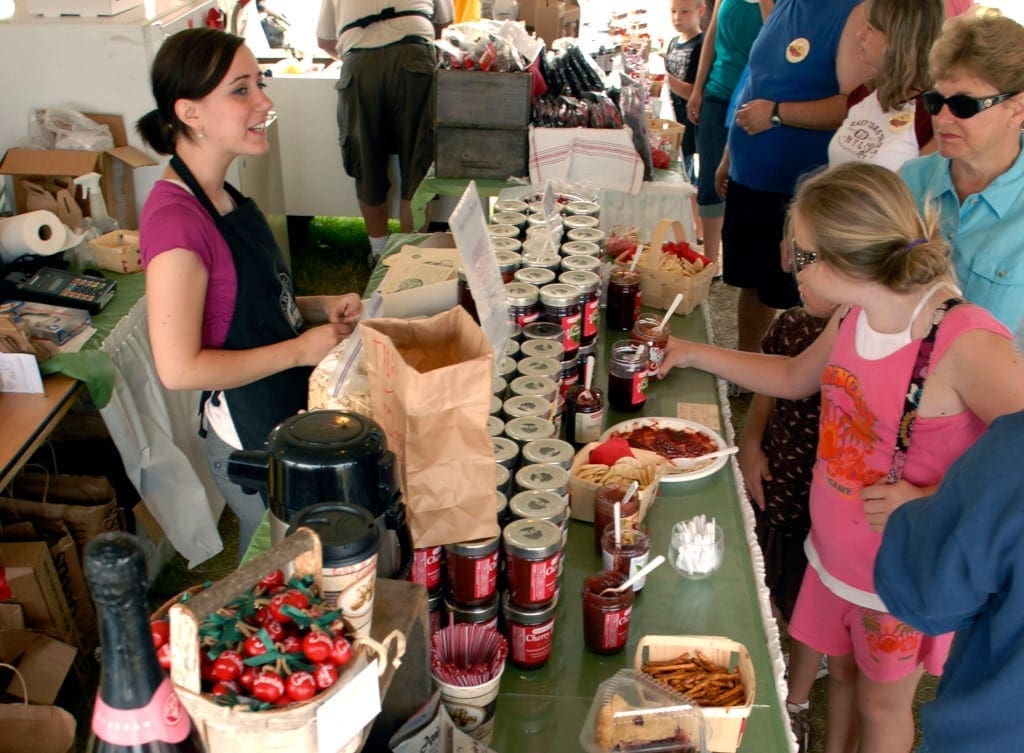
left=196, top=127, right=206, bottom=140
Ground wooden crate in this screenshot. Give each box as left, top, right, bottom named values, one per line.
left=633, top=635, right=756, bottom=753
left=435, top=70, right=532, bottom=128
left=435, top=126, right=529, bottom=180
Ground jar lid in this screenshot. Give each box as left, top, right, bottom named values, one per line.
left=509, top=491, right=568, bottom=527
left=504, top=395, right=553, bottom=420
left=504, top=416, right=556, bottom=443
left=487, top=415, right=505, bottom=437
left=495, top=490, right=508, bottom=520
left=566, top=201, right=600, bottom=216
left=502, top=589, right=558, bottom=623
left=492, top=375, right=508, bottom=396
left=515, top=463, right=570, bottom=493
left=492, top=211, right=528, bottom=227
left=504, top=339, right=521, bottom=359
left=495, top=463, right=510, bottom=489
left=289, top=502, right=382, bottom=566
left=509, top=375, right=559, bottom=400
left=517, top=356, right=561, bottom=379
left=520, top=339, right=564, bottom=361
left=560, top=240, right=601, bottom=258
left=446, top=592, right=500, bottom=621
left=611, top=340, right=648, bottom=365
left=559, top=270, right=601, bottom=294
left=521, top=438, right=576, bottom=467
left=527, top=211, right=562, bottom=225
left=563, top=214, right=600, bottom=229
left=502, top=517, right=563, bottom=559
left=504, top=282, right=539, bottom=307
left=514, top=267, right=556, bottom=287
left=567, top=227, right=606, bottom=244
left=445, top=534, right=500, bottom=557
left=489, top=394, right=502, bottom=415
left=521, top=251, right=561, bottom=270
left=487, top=223, right=520, bottom=238
left=522, top=321, right=563, bottom=341
left=494, top=250, right=522, bottom=271
left=494, top=199, right=528, bottom=214
left=560, top=255, right=601, bottom=274
left=498, top=355, right=517, bottom=378
left=492, top=436, right=520, bottom=466
left=491, top=237, right=523, bottom=253
left=539, top=283, right=581, bottom=308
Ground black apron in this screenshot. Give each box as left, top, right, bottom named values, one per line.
left=170, top=154, right=311, bottom=450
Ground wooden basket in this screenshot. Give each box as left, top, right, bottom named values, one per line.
left=633, top=635, right=755, bottom=753
left=568, top=442, right=667, bottom=523
left=649, top=118, right=685, bottom=154
left=168, top=529, right=392, bottom=753
left=633, top=218, right=716, bottom=315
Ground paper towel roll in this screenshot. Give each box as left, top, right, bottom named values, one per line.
left=0, top=210, right=66, bottom=262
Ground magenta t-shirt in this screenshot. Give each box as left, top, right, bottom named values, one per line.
left=139, top=180, right=237, bottom=348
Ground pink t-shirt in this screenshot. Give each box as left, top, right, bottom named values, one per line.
left=139, top=180, right=237, bottom=348
left=807, top=303, right=1010, bottom=603
left=945, top=0, right=973, bottom=17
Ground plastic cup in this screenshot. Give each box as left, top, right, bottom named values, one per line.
left=433, top=663, right=505, bottom=744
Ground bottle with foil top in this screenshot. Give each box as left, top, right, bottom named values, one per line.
left=84, top=533, right=206, bottom=753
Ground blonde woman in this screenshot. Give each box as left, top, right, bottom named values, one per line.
left=829, top=0, right=944, bottom=170
left=658, top=162, right=1024, bottom=753
left=900, top=10, right=1024, bottom=332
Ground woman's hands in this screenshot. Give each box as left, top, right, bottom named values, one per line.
left=294, top=293, right=363, bottom=367
left=861, top=479, right=927, bottom=532
left=734, top=99, right=775, bottom=136
left=324, top=293, right=362, bottom=334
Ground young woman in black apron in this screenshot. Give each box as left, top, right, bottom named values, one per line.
left=136, top=29, right=362, bottom=557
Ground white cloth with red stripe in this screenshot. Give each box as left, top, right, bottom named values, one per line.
left=528, top=125, right=644, bottom=195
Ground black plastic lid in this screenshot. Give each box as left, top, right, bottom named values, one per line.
left=268, top=410, right=388, bottom=466
left=290, top=502, right=382, bottom=567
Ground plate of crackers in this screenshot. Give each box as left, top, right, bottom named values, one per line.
left=601, top=418, right=729, bottom=483
left=573, top=456, right=661, bottom=491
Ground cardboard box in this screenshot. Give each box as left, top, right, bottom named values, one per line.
left=0, top=542, right=81, bottom=649
left=519, top=0, right=579, bottom=45
left=0, top=629, right=79, bottom=706
left=0, top=113, right=156, bottom=230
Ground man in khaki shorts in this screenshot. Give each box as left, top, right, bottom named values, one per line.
left=318, top=0, right=452, bottom=263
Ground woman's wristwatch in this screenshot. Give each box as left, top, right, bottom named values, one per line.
left=770, top=101, right=783, bottom=128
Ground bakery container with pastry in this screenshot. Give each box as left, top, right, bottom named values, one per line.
left=633, top=635, right=755, bottom=753
left=579, top=668, right=708, bottom=753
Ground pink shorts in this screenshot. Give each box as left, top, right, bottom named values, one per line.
left=788, top=567, right=953, bottom=683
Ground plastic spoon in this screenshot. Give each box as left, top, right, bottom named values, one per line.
left=621, top=480, right=640, bottom=509
left=613, top=501, right=621, bottom=547
left=658, top=293, right=684, bottom=330
left=600, top=555, right=666, bottom=595
left=582, top=355, right=595, bottom=399
left=628, top=246, right=643, bottom=273
left=670, top=446, right=740, bottom=469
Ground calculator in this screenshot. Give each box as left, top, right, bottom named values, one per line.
left=2, top=267, right=117, bottom=314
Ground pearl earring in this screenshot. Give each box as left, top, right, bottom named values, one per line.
left=196, top=128, right=206, bottom=140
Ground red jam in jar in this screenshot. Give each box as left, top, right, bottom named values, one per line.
left=505, top=282, right=541, bottom=329
left=606, top=267, right=641, bottom=331
left=539, top=283, right=582, bottom=357
left=408, top=545, right=444, bottom=593
left=592, top=482, right=641, bottom=553
left=558, top=270, right=601, bottom=346
left=444, top=536, right=500, bottom=606
left=564, top=384, right=605, bottom=447
left=503, top=518, right=563, bottom=609
left=445, top=593, right=500, bottom=631
left=601, top=524, right=652, bottom=591
left=581, top=570, right=633, bottom=654
left=631, top=314, right=671, bottom=377
left=428, top=590, right=447, bottom=635
left=502, top=591, right=558, bottom=669
left=607, top=340, right=649, bottom=412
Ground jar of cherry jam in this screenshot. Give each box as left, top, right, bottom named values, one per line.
left=564, top=383, right=605, bottom=447
left=503, top=591, right=558, bottom=670
left=408, top=545, right=444, bottom=593
left=581, top=570, right=633, bottom=654
left=444, top=535, right=500, bottom=606
left=607, top=340, right=649, bottom=412
left=606, top=267, right=641, bottom=331
left=539, top=284, right=582, bottom=357
left=503, top=518, right=563, bottom=609
left=592, top=482, right=641, bottom=553
left=631, top=314, right=671, bottom=378
left=505, top=282, right=540, bottom=329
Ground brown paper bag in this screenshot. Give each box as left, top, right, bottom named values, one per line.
left=361, top=307, right=499, bottom=548
left=0, top=663, right=75, bottom=753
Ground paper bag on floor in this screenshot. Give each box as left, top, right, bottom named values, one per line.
left=361, top=307, right=499, bottom=548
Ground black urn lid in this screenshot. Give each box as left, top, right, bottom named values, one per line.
left=290, top=502, right=382, bottom=566
left=267, top=410, right=389, bottom=468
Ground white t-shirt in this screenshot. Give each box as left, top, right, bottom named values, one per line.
left=317, top=0, right=450, bottom=56
left=828, top=89, right=923, bottom=172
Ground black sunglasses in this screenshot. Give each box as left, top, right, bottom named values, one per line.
left=921, top=90, right=1019, bottom=119
left=792, top=241, right=818, bottom=273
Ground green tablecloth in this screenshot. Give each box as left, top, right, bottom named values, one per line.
left=38, top=270, right=146, bottom=408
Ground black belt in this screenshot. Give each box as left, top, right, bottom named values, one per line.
left=345, top=35, right=432, bottom=55
left=340, top=7, right=432, bottom=34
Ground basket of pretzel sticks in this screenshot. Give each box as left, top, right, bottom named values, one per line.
left=617, top=218, right=718, bottom=315
left=633, top=635, right=755, bottom=753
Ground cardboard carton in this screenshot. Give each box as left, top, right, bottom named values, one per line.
left=0, top=113, right=156, bottom=230
left=0, top=542, right=81, bottom=649
left=519, top=0, right=579, bottom=46
left=0, top=629, right=78, bottom=706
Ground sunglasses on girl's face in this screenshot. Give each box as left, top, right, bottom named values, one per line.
left=921, top=90, right=1019, bottom=119
left=792, top=241, right=818, bottom=273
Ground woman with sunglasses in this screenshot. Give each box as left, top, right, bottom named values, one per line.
left=900, top=10, right=1024, bottom=332
left=659, top=161, right=1024, bottom=753
left=828, top=0, right=944, bottom=171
